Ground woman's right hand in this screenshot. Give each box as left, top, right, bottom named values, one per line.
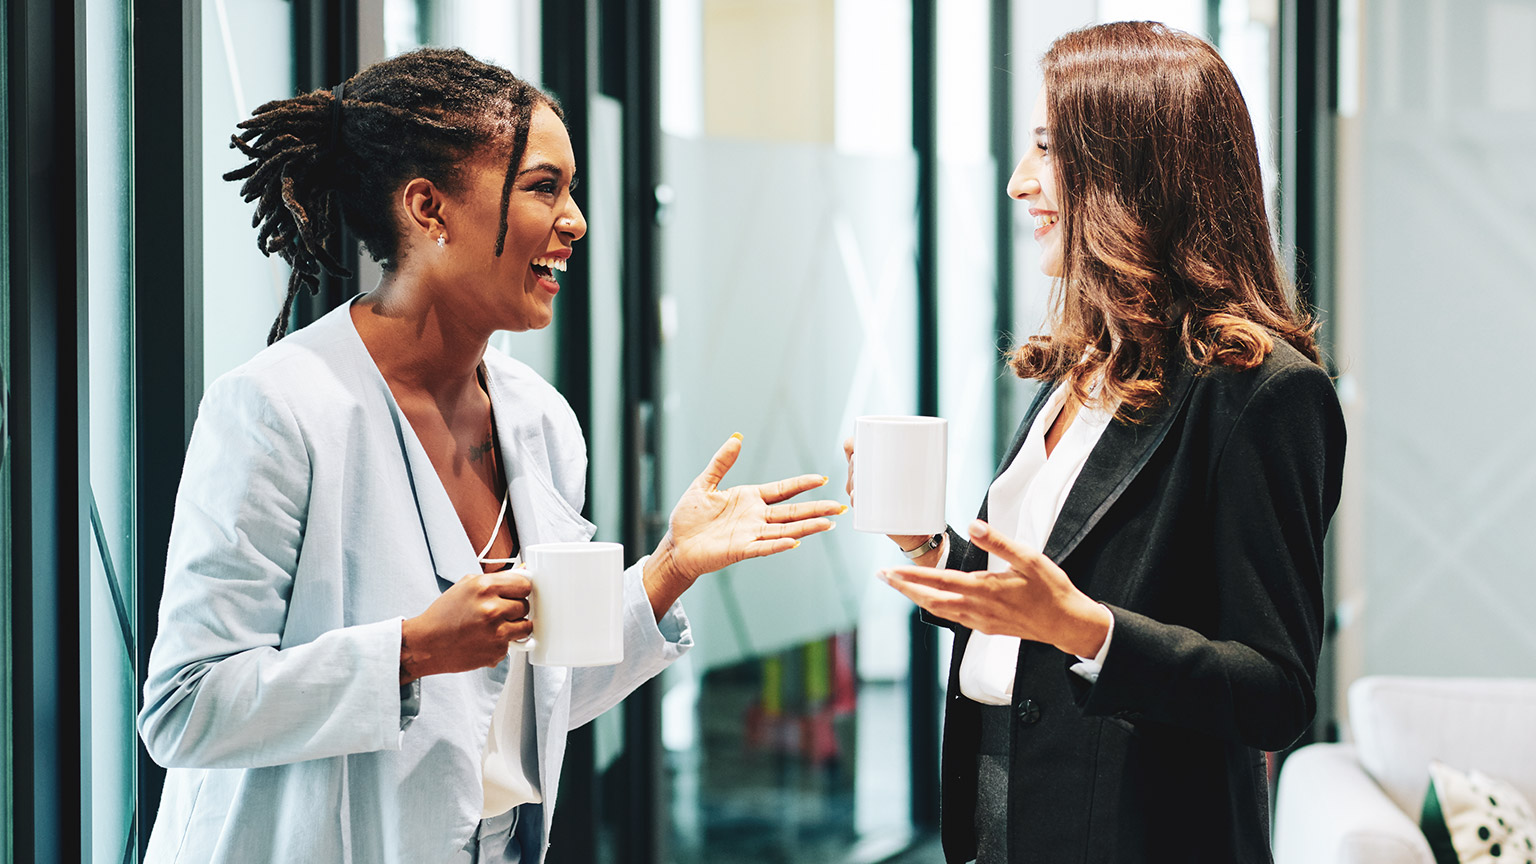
left=399, top=570, right=533, bottom=684
left=843, top=435, right=939, bottom=560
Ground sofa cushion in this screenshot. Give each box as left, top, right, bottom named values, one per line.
left=1420, top=760, right=1536, bottom=864
left=1350, top=677, right=1536, bottom=815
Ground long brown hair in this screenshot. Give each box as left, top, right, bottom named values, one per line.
left=1010, top=21, right=1319, bottom=417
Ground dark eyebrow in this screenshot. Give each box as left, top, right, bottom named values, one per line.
left=1033, top=126, right=1049, bottom=136
left=516, top=162, right=567, bottom=178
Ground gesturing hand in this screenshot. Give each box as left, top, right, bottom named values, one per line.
left=644, top=434, right=845, bottom=617
left=878, top=519, right=1111, bottom=658
left=399, top=570, right=533, bottom=684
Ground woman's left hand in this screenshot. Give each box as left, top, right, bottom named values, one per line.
left=880, top=519, right=1112, bottom=658
left=643, top=434, right=845, bottom=619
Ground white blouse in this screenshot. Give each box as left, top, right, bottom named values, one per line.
left=957, top=382, right=1117, bottom=705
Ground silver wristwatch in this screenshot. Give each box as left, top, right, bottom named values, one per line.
left=900, top=532, right=944, bottom=560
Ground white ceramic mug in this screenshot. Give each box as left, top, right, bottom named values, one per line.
left=852, top=415, right=948, bottom=535
left=509, top=541, right=625, bottom=667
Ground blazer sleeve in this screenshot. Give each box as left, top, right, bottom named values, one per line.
left=1078, top=361, right=1345, bottom=751
left=137, top=372, right=411, bottom=769
left=918, top=525, right=980, bottom=631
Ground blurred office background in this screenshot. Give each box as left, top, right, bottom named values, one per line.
left=3, top=0, right=1533, bottom=862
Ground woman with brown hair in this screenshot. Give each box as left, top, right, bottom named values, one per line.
left=850, top=21, right=1345, bottom=863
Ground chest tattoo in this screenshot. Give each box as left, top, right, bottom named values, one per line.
left=468, top=436, right=495, bottom=462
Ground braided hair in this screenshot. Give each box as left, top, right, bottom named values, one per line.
left=223, top=48, right=562, bottom=344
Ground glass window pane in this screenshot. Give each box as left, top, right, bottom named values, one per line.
left=658, top=2, right=920, bottom=859
left=84, top=1, right=137, bottom=860
left=201, top=0, right=294, bottom=384
left=937, top=0, right=996, bottom=564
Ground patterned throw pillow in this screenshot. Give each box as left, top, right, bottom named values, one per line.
left=1421, top=760, right=1536, bottom=864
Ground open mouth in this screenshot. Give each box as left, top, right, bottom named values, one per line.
left=1033, top=213, right=1060, bottom=230
left=531, top=256, right=568, bottom=281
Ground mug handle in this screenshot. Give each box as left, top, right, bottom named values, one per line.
left=508, top=564, right=536, bottom=655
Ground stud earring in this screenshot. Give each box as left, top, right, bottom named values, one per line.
left=437, top=234, right=446, bottom=248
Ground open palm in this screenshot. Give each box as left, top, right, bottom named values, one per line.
left=662, top=434, right=843, bottom=580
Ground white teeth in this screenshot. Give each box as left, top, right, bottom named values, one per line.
left=1033, top=214, right=1060, bottom=229
left=531, top=256, right=568, bottom=272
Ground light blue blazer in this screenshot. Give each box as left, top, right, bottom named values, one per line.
left=138, top=300, right=692, bottom=863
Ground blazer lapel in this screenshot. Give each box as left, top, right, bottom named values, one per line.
left=483, top=365, right=597, bottom=760
left=1041, top=362, right=1197, bottom=566
left=483, top=371, right=596, bottom=550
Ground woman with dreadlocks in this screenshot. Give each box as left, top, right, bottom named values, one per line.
left=137, top=48, right=842, bottom=863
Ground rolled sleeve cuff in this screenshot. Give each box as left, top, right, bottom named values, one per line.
left=347, top=616, right=416, bottom=752
left=625, top=555, right=694, bottom=662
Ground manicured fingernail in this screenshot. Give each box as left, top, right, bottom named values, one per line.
left=820, top=475, right=830, bottom=485
left=838, top=504, right=849, bottom=515
left=791, top=539, right=801, bottom=549
left=969, top=519, right=988, bottom=538
left=731, top=432, right=744, bottom=441
left=825, top=520, right=837, bottom=531
left=876, top=569, right=892, bottom=584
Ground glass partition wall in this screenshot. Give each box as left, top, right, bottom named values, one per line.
left=201, top=0, right=294, bottom=384
left=83, top=0, right=138, bottom=859
left=0, top=3, right=1317, bottom=862
left=655, top=2, right=928, bottom=860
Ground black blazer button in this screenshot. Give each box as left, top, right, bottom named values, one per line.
left=1017, top=699, right=1041, bottom=725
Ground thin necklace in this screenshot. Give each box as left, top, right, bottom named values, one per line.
left=476, top=367, right=518, bottom=567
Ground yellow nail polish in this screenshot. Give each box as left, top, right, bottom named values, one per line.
left=791, top=539, right=801, bottom=549
left=838, top=504, right=850, bottom=515
left=731, top=432, right=744, bottom=441
left=820, top=475, right=830, bottom=485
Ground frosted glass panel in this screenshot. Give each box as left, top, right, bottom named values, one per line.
left=658, top=137, right=919, bottom=670
left=657, top=134, right=921, bottom=862
left=1338, top=0, right=1536, bottom=679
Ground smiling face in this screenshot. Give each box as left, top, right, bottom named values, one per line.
left=1006, top=86, right=1063, bottom=278
left=434, top=102, right=587, bottom=332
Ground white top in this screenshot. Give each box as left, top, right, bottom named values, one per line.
left=475, top=491, right=542, bottom=817
left=481, top=630, right=541, bottom=817
left=957, top=382, right=1117, bottom=705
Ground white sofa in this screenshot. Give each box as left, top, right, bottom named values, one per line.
left=1273, top=676, right=1536, bottom=864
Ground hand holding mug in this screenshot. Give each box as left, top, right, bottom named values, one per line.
left=400, top=570, right=532, bottom=684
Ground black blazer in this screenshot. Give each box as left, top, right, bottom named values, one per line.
left=933, top=341, right=1346, bottom=864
